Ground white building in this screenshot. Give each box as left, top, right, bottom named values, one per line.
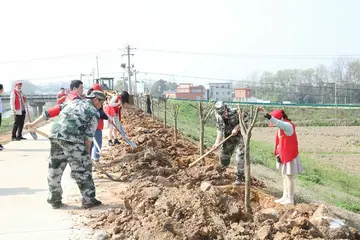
left=208, top=82, right=233, bottom=101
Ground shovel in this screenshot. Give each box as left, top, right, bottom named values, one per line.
left=92, top=137, right=122, bottom=182
left=25, top=102, right=38, bottom=140
left=188, top=134, right=233, bottom=168
left=108, top=118, right=137, bottom=148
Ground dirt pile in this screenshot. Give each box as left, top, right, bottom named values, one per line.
left=91, top=105, right=360, bottom=240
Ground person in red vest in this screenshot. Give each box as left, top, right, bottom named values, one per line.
left=56, top=87, right=67, bottom=105
left=10, top=81, right=27, bottom=141
left=105, top=94, right=122, bottom=146
left=259, top=107, right=303, bottom=205
left=104, top=91, right=129, bottom=146
left=88, top=84, right=108, bottom=162
left=25, top=80, right=84, bottom=129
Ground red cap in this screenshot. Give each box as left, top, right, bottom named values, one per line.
left=269, top=109, right=283, bottom=127
left=15, top=80, right=22, bottom=86
left=92, top=84, right=102, bottom=91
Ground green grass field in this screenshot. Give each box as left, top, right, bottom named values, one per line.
left=147, top=99, right=360, bottom=213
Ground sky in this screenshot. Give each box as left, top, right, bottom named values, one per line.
left=1, top=0, right=360, bottom=91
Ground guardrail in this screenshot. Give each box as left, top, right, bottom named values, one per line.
left=1, top=94, right=57, bottom=101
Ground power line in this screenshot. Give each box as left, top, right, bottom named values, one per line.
left=137, top=48, right=360, bottom=60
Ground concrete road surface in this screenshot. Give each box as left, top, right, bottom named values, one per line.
left=0, top=124, right=98, bottom=240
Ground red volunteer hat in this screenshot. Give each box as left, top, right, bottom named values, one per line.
left=269, top=109, right=283, bottom=127
left=92, top=84, right=102, bottom=91
left=15, top=80, right=22, bottom=86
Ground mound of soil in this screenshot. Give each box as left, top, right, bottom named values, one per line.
left=89, top=105, right=360, bottom=240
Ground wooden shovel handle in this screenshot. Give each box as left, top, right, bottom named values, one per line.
left=189, top=134, right=233, bottom=168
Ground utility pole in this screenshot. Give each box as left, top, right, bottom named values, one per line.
left=96, top=56, right=100, bottom=78
left=134, top=70, right=138, bottom=94
left=121, top=45, right=135, bottom=94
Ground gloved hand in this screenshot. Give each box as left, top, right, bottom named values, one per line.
left=231, top=128, right=239, bottom=136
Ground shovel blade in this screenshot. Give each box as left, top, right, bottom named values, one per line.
left=30, top=132, right=38, bottom=140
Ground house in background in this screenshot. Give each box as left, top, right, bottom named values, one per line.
left=165, top=83, right=206, bottom=100
left=234, top=88, right=252, bottom=102
left=208, top=82, right=233, bottom=101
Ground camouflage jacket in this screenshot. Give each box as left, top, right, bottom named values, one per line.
left=46, top=99, right=99, bottom=144
left=215, top=107, right=249, bottom=137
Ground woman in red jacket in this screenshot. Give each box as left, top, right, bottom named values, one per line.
left=259, top=108, right=303, bottom=205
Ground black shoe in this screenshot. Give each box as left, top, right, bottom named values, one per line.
left=82, top=198, right=102, bottom=209
left=0, top=144, right=3, bottom=150
left=17, top=136, right=27, bottom=140
left=108, top=140, right=114, bottom=146
left=114, top=139, right=120, bottom=145
left=233, top=174, right=244, bottom=185
left=12, top=137, right=20, bottom=141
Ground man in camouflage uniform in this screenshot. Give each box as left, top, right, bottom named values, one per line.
left=26, top=90, right=106, bottom=209
left=212, top=101, right=248, bottom=185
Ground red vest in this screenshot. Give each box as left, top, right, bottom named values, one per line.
left=48, top=91, right=81, bottom=118
left=274, top=121, right=299, bottom=164
left=13, top=90, right=26, bottom=110
left=57, top=92, right=67, bottom=105
left=104, top=105, right=121, bottom=121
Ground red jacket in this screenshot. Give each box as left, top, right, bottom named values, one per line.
left=13, top=90, right=26, bottom=110
left=274, top=121, right=299, bottom=164
left=47, top=91, right=81, bottom=118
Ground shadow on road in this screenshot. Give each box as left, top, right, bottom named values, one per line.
left=0, top=187, right=47, bottom=196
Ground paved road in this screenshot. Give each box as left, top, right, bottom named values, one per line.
left=0, top=124, right=97, bottom=239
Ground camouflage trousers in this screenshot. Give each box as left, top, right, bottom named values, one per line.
left=219, top=135, right=245, bottom=177
left=48, top=139, right=96, bottom=204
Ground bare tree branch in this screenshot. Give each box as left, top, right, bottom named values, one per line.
left=203, top=106, right=214, bottom=122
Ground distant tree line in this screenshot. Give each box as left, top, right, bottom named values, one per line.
left=236, top=59, right=360, bottom=104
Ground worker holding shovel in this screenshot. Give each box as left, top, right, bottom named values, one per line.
left=25, top=90, right=105, bottom=209
left=212, top=101, right=249, bottom=185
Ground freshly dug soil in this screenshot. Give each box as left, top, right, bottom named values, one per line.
left=88, top=106, right=360, bottom=240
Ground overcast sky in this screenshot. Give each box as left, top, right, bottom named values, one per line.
left=1, top=0, right=360, bottom=91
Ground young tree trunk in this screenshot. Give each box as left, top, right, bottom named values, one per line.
left=243, top=135, right=252, bottom=214
left=157, top=101, right=160, bottom=119
left=198, top=102, right=204, bottom=156
left=199, top=119, right=205, bottom=156
left=174, top=116, right=178, bottom=142
left=238, top=105, right=259, bottom=214
left=164, top=100, right=167, bottom=129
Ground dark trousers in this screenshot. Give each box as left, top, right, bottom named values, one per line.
left=12, top=110, right=26, bottom=138
left=0, top=113, right=2, bottom=126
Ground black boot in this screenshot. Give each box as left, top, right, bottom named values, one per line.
left=108, top=140, right=114, bottom=146
left=47, top=199, right=63, bottom=209
left=82, top=198, right=102, bottom=209
left=114, top=138, right=120, bottom=145
left=233, top=174, right=244, bottom=185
